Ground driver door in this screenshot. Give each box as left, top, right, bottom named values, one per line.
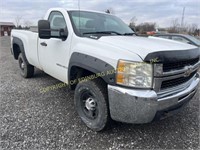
left=38, top=11, right=71, bottom=83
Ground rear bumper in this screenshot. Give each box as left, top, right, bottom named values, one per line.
left=108, top=73, right=199, bottom=124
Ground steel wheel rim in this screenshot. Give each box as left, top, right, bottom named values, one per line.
left=19, top=57, right=25, bottom=71
left=80, top=90, right=98, bottom=120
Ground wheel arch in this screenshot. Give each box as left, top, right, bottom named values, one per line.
left=12, top=37, right=30, bottom=64
left=68, top=52, right=116, bottom=90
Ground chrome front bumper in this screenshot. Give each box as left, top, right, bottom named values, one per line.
left=108, top=73, right=199, bottom=124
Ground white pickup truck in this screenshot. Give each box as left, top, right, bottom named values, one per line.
left=11, top=8, right=200, bottom=131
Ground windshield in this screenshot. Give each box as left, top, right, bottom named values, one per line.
left=185, top=35, right=200, bottom=46
left=68, top=11, right=134, bottom=37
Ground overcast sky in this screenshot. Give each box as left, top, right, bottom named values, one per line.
left=0, top=0, right=199, bottom=28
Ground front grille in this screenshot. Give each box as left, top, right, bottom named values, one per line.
left=163, top=58, right=199, bottom=72
left=161, top=71, right=196, bottom=90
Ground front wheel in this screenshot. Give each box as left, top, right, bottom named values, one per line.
left=18, top=53, right=34, bottom=78
left=74, top=79, right=110, bottom=131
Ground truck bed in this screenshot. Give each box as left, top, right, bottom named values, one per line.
left=11, top=29, right=41, bottom=69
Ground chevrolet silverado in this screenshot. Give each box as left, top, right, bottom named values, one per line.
left=11, top=8, right=200, bottom=131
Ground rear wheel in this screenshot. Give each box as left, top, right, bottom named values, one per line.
left=74, top=79, right=110, bottom=131
left=18, top=53, right=34, bottom=78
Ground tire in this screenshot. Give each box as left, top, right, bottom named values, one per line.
left=74, top=78, right=110, bottom=131
left=18, top=53, right=34, bottom=78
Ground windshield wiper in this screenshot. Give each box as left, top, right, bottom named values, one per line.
left=83, top=31, right=136, bottom=36
left=124, top=33, right=134, bottom=35
left=83, top=31, right=122, bottom=35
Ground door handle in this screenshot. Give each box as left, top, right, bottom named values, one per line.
left=40, top=42, right=47, bottom=47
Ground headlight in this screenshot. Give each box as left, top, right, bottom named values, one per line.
left=116, top=60, right=153, bottom=88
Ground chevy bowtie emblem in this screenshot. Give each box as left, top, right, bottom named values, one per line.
left=184, top=66, right=193, bottom=77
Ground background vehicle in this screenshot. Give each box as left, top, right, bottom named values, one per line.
left=154, top=33, right=200, bottom=47
left=11, top=8, right=200, bottom=131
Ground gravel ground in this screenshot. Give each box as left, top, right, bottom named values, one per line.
left=0, top=36, right=199, bottom=150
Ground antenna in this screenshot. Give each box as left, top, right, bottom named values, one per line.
left=78, top=0, right=80, bottom=33
left=181, top=7, right=185, bottom=28
left=78, top=0, right=80, bottom=10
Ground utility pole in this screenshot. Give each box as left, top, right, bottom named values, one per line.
left=181, top=7, right=185, bottom=28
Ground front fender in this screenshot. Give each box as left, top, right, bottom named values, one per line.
left=68, top=52, right=116, bottom=85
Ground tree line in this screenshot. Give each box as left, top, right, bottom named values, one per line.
left=128, top=17, right=199, bottom=36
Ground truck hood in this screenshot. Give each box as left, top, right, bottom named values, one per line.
left=98, top=36, right=197, bottom=60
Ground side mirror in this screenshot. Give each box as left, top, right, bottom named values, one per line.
left=59, top=28, right=68, bottom=41
left=38, top=20, right=68, bottom=40
left=38, top=20, right=51, bottom=39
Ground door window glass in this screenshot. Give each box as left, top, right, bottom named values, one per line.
left=48, top=11, right=67, bottom=36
